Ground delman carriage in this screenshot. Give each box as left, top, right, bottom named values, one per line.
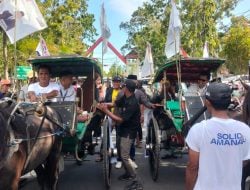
left=145, top=57, right=225, bottom=181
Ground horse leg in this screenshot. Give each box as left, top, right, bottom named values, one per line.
left=10, top=151, right=26, bottom=190
left=35, top=164, right=46, bottom=190
left=45, top=140, right=62, bottom=190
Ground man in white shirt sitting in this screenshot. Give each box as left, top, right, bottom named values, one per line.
left=185, top=72, right=210, bottom=96
left=58, top=70, right=76, bottom=102
left=28, top=65, right=60, bottom=102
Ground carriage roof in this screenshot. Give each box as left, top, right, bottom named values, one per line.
left=153, top=57, right=225, bottom=83
left=28, top=55, right=101, bottom=77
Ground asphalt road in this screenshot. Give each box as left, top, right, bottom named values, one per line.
left=20, top=143, right=187, bottom=190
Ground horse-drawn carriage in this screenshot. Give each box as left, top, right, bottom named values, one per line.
left=0, top=55, right=113, bottom=190
left=29, top=55, right=114, bottom=189
left=146, top=57, right=225, bottom=181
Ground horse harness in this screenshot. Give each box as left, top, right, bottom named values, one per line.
left=0, top=101, right=65, bottom=170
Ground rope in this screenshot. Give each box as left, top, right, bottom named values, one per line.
left=7, top=130, right=63, bottom=147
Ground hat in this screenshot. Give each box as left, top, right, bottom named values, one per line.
left=124, top=79, right=136, bottom=92
left=0, top=79, right=11, bottom=85
left=205, top=83, right=232, bottom=102
left=127, top=74, right=137, bottom=80
left=112, top=76, right=121, bottom=82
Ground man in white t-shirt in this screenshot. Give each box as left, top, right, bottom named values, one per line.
left=185, top=72, right=210, bottom=96
left=58, top=70, right=76, bottom=102
left=28, top=65, right=60, bottom=102
left=186, top=82, right=250, bottom=190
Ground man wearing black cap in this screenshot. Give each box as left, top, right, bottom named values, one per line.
left=186, top=83, right=250, bottom=190
left=97, top=79, right=143, bottom=190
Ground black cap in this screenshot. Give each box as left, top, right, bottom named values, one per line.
left=112, top=76, right=121, bottom=82
left=125, top=79, right=136, bottom=92
left=205, top=83, right=232, bottom=102
left=127, top=74, right=137, bottom=80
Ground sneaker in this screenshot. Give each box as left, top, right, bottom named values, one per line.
left=125, top=180, right=143, bottom=190
left=131, top=161, right=138, bottom=169
left=115, top=161, right=122, bottom=169
left=118, top=173, right=134, bottom=181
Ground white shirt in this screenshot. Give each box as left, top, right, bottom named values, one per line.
left=59, top=84, right=76, bottom=102
left=185, top=83, right=207, bottom=96
left=28, top=82, right=60, bottom=102
left=186, top=117, right=250, bottom=190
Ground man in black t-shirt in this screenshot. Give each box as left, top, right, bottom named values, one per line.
left=97, top=79, right=143, bottom=190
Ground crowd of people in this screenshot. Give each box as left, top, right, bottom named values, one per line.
left=1, top=68, right=250, bottom=190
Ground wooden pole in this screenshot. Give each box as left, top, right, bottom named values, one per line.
left=2, top=31, right=8, bottom=79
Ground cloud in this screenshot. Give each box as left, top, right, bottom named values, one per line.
left=109, top=0, right=149, bottom=20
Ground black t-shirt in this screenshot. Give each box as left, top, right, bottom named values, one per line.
left=115, top=94, right=140, bottom=139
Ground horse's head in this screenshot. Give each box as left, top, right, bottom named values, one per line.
left=0, top=98, right=16, bottom=116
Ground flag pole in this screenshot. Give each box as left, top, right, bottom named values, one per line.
left=14, top=0, right=17, bottom=89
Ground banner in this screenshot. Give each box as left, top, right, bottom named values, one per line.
left=165, top=0, right=182, bottom=58
left=100, top=3, right=111, bottom=54
left=141, top=42, right=154, bottom=78
left=0, top=0, right=47, bottom=44
left=36, top=37, right=50, bottom=56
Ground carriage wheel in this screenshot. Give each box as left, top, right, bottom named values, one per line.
left=102, top=117, right=112, bottom=189
left=148, top=116, right=160, bottom=181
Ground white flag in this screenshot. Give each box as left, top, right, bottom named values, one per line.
left=36, top=37, right=50, bottom=56
left=100, top=3, right=111, bottom=54
left=203, top=41, right=209, bottom=58
left=165, top=0, right=182, bottom=58
left=0, top=0, right=47, bottom=44
left=141, top=42, right=154, bottom=78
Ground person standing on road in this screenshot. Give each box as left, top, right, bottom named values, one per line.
left=185, top=82, right=250, bottom=190
left=97, top=79, right=143, bottom=190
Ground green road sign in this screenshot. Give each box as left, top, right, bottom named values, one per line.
left=16, top=66, right=32, bottom=79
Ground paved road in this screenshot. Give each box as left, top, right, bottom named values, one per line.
left=21, top=144, right=187, bottom=190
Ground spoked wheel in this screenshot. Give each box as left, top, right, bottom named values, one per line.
left=147, top=115, right=160, bottom=181
left=102, top=117, right=112, bottom=189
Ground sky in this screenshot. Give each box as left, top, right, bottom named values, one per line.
left=87, top=0, right=250, bottom=70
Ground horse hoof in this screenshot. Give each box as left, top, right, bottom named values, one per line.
left=76, top=160, right=82, bottom=165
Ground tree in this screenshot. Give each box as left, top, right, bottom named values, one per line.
left=120, top=0, right=239, bottom=65
left=0, top=0, right=97, bottom=77
left=107, top=63, right=125, bottom=78
left=222, top=16, right=250, bottom=74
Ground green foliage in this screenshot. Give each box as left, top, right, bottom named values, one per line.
left=106, top=63, right=125, bottom=78
left=222, top=16, right=250, bottom=74
left=0, top=0, right=97, bottom=77
left=120, top=0, right=239, bottom=66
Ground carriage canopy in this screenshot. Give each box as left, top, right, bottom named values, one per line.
left=28, top=55, right=101, bottom=77
left=153, top=58, right=225, bottom=83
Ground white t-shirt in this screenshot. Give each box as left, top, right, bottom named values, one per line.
left=59, top=84, right=76, bottom=102
left=185, top=83, right=207, bottom=96
left=186, top=117, right=250, bottom=190
left=28, top=82, right=60, bottom=102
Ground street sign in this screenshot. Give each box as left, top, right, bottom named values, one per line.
left=16, top=66, right=32, bottom=79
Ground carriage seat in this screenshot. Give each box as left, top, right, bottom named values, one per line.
left=166, top=100, right=185, bottom=132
